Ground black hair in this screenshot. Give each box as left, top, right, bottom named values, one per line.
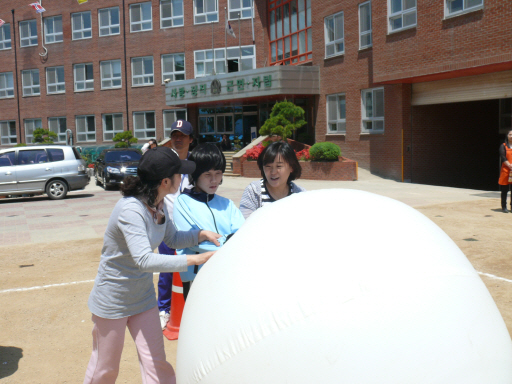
left=188, top=143, right=226, bottom=185
left=121, top=176, right=161, bottom=208
left=506, top=130, right=512, bottom=145
left=148, top=139, right=157, bottom=146
left=257, top=141, right=302, bottom=183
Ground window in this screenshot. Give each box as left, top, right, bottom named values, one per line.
left=195, top=0, right=218, bottom=24
left=103, top=113, right=124, bottom=141
left=0, top=23, right=11, bottom=50
left=20, top=20, right=38, bottom=47
left=162, top=53, right=185, bottom=83
left=99, top=7, right=120, bottom=36
left=324, top=11, right=344, bottom=58
left=161, top=0, right=184, bottom=28
left=74, top=63, right=94, bottom=92
left=0, top=121, right=17, bottom=145
left=133, top=111, right=156, bottom=139
left=19, top=149, right=47, bottom=165
left=72, top=11, right=92, bottom=40
left=132, top=56, right=154, bottom=86
left=24, top=118, right=42, bottom=143
left=76, top=115, right=96, bottom=142
left=22, top=69, right=40, bottom=96
left=228, top=0, right=253, bottom=19
left=327, top=94, right=346, bottom=134
left=359, top=2, right=372, bottom=49
left=100, top=60, right=122, bottom=89
left=47, top=148, right=65, bottom=162
left=362, top=88, right=384, bottom=133
left=0, top=72, right=14, bottom=99
left=48, top=117, right=67, bottom=143
left=0, top=150, right=15, bottom=165
left=46, top=66, right=65, bottom=94
left=388, top=0, right=416, bottom=32
left=130, top=2, right=153, bottom=32
left=44, top=15, right=63, bottom=44
left=269, top=0, right=312, bottom=65
left=198, top=106, right=242, bottom=134
left=445, top=0, right=483, bottom=16
left=163, top=109, right=187, bottom=137
left=194, top=45, right=255, bottom=77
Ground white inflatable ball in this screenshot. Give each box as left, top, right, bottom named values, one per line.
left=177, top=189, right=512, bottom=384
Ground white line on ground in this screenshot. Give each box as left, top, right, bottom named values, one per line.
left=478, top=271, right=512, bottom=284
left=1, top=272, right=510, bottom=294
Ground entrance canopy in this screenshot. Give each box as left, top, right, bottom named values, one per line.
left=165, top=66, right=320, bottom=106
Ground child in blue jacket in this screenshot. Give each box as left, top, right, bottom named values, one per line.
left=173, top=143, right=245, bottom=299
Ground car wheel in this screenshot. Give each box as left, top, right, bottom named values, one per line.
left=95, top=171, right=101, bottom=186
left=46, top=180, right=68, bottom=200
left=103, top=176, right=110, bottom=190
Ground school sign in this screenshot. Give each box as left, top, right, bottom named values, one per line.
left=165, top=66, right=320, bottom=106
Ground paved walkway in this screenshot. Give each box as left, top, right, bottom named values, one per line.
left=0, top=168, right=500, bottom=246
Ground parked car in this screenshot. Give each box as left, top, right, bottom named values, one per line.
left=0, top=145, right=90, bottom=200
left=94, top=148, right=141, bottom=189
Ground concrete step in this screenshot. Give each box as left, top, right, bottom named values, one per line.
left=224, top=172, right=241, bottom=177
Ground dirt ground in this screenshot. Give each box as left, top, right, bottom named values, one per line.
left=1, top=198, right=511, bottom=383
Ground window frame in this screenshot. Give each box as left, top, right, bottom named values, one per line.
left=24, top=118, right=42, bottom=144
left=0, top=120, right=17, bottom=145
left=268, top=0, right=312, bottom=66
left=160, top=0, right=184, bottom=28
left=326, top=93, right=346, bottom=135
left=161, top=53, right=185, bottom=83
left=324, top=11, right=344, bottom=59
left=194, top=0, right=219, bottom=25
left=444, top=0, right=484, bottom=18
left=361, top=87, right=385, bottom=134
left=130, top=2, right=153, bottom=33
left=359, top=1, right=372, bottom=50
left=194, top=45, right=256, bottom=78
left=20, top=19, right=38, bottom=47
left=133, top=111, right=156, bottom=140
left=48, top=117, right=67, bottom=143
left=74, top=63, right=94, bottom=92
left=46, top=66, right=66, bottom=95
left=100, top=59, right=122, bottom=90
left=163, top=109, right=187, bottom=137
left=388, top=0, right=417, bottom=33
left=102, top=113, right=124, bottom=141
left=98, top=7, right=121, bottom=37
left=76, top=115, right=96, bottom=142
left=44, top=15, right=63, bottom=44
left=131, top=56, right=154, bottom=87
left=0, top=23, right=12, bottom=50
left=228, top=0, right=253, bottom=20
left=71, top=11, right=92, bottom=40
left=0, top=72, right=14, bottom=99
left=21, top=69, right=40, bottom=97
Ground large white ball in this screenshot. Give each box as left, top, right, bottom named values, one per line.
left=176, top=189, right=512, bottom=384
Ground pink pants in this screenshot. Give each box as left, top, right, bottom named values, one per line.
left=83, top=306, right=176, bottom=384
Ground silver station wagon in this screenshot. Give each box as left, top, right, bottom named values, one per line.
left=0, top=145, right=90, bottom=200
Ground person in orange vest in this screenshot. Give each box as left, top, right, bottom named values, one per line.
left=498, top=129, right=512, bottom=213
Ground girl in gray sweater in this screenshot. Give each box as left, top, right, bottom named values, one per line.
left=84, top=147, right=221, bottom=384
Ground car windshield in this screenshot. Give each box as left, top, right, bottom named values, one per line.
left=105, top=151, right=141, bottom=163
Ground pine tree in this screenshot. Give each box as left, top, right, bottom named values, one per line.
left=113, top=131, right=138, bottom=148
left=259, top=101, right=307, bottom=140
left=33, top=128, right=58, bottom=144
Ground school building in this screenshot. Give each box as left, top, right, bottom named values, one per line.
left=0, top=0, right=511, bottom=189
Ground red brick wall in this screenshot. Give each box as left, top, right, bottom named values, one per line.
left=371, top=0, right=512, bottom=83
left=0, top=0, right=268, bottom=146
left=410, top=99, right=501, bottom=190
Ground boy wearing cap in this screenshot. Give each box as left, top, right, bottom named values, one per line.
left=158, top=120, right=194, bottom=330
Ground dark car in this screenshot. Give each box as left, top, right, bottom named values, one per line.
left=94, top=148, right=141, bottom=189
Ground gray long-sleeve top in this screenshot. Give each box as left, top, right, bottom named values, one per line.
left=88, top=196, right=200, bottom=319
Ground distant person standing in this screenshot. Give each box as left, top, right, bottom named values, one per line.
left=148, top=139, right=158, bottom=149
left=220, top=134, right=232, bottom=151
left=498, top=129, right=512, bottom=213
left=157, top=120, right=194, bottom=329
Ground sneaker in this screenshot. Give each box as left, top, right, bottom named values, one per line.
left=159, top=311, right=170, bottom=330
left=503, top=208, right=509, bottom=213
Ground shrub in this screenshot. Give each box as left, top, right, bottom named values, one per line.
left=309, top=142, right=341, bottom=161
left=33, top=128, right=57, bottom=144
left=87, top=163, right=95, bottom=168
left=113, top=131, right=138, bottom=148
left=295, top=148, right=310, bottom=161
left=259, top=101, right=306, bottom=140
left=244, top=143, right=264, bottom=160
left=14, top=143, right=27, bottom=147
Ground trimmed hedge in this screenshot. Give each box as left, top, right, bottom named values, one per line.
left=309, top=142, right=341, bottom=161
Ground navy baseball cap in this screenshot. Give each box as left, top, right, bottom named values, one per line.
left=138, top=147, right=195, bottom=181
left=170, top=120, right=194, bottom=137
